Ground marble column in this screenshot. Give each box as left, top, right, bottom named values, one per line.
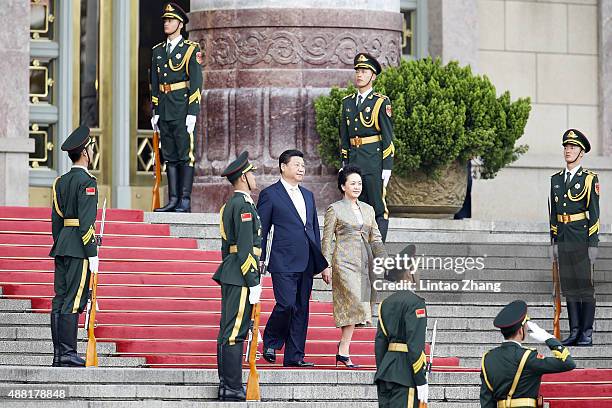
left=427, top=0, right=479, bottom=69
left=188, top=1, right=402, bottom=212
left=600, top=0, right=612, bottom=156
left=0, top=0, right=34, bottom=206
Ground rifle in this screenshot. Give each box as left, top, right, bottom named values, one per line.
left=548, top=200, right=562, bottom=339
left=419, top=320, right=437, bottom=408
left=151, top=130, right=161, bottom=211
left=245, top=303, right=261, bottom=401
left=85, top=198, right=106, bottom=367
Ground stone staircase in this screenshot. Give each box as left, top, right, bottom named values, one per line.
left=1, top=208, right=611, bottom=406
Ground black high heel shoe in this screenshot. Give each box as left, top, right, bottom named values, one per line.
left=336, top=342, right=360, bottom=368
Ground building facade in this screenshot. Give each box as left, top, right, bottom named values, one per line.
left=0, top=0, right=609, bottom=223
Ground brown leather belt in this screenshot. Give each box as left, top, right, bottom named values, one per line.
left=556, top=212, right=587, bottom=223
left=159, top=81, right=189, bottom=94
left=350, top=135, right=381, bottom=147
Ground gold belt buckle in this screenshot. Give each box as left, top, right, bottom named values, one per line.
left=562, top=214, right=570, bottom=223
left=354, top=137, right=361, bottom=147
left=163, top=84, right=172, bottom=93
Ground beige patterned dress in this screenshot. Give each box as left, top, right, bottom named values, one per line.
left=322, top=199, right=387, bottom=327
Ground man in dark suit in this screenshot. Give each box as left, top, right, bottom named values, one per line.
left=257, top=149, right=330, bottom=367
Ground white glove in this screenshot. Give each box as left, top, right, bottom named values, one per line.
left=248, top=284, right=262, bottom=304
left=549, top=245, right=558, bottom=262
left=186, top=115, right=197, bottom=134
left=416, top=384, right=428, bottom=403
left=382, top=169, right=392, bottom=188
left=151, top=115, right=159, bottom=132
left=88, top=256, right=99, bottom=275
left=588, top=247, right=598, bottom=263
left=527, top=321, right=554, bottom=343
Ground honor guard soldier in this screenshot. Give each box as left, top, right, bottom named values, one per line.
left=374, top=264, right=428, bottom=407
left=549, top=129, right=600, bottom=346
left=150, top=2, right=203, bottom=213
left=339, top=53, right=395, bottom=242
left=213, top=152, right=263, bottom=401
left=49, top=126, right=99, bottom=367
left=480, top=300, right=576, bottom=408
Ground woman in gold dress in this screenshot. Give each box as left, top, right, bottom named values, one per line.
left=321, top=165, right=387, bottom=368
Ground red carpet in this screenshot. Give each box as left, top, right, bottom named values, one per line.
left=1, top=206, right=611, bottom=405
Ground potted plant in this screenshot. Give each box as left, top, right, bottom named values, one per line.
left=314, top=57, right=531, bottom=217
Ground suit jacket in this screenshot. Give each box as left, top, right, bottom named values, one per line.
left=257, top=180, right=328, bottom=274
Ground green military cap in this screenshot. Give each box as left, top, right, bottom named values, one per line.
left=384, top=244, right=417, bottom=282
left=61, top=125, right=92, bottom=153
left=354, top=53, right=382, bottom=75
left=161, top=2, right=189, bottom=24
left=494, top=300, right=530, bottom=336
left=562, top=128, right=590, bottom=153
left=221, top=151, right=257, bottom=183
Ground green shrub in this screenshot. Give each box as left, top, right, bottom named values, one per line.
left=314, top=57, right=530, bottom=179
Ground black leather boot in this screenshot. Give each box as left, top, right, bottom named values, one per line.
left=58, top=314, right=85, bottom=367
left=561, top=301, right=581, bottom=346
left=155, top=164, right=179, bottom=212
left=175, top=165, right=194, bottom=213
left=576, top=301, right=595, bottom=346
left=50, top=313, right=60, bottom=367
left=219, top=343, right=246, bottom=401
left=217, top=343, right=225, bottom=400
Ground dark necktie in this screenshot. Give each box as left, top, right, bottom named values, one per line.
left=357, top=95, right=362, bottom=110
left=166, top=42, right=172, bottom=56
left=565, top=171, right=571, bottom=188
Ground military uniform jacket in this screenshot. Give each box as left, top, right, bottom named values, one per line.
left=339, top=91, right=394, bottom=174
left=480, top=338, right=576, bottom=407
left=49, top=167, right=98, bottom=259
left=212, top=192, right=262, bottom=288
left=549, top=167, right=600, bottom=246
left=374, top=290, right=427, bottom=388
left=150, top=38, right=203, bottom=121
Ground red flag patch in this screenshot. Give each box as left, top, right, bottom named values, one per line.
left=86, top=187, right=96, bottom=196
left=595, top=182, right=600, bottom=195
left=241, top=213, right=252, bottom=222
left=415, top=308, right=426, bottom=318
left=386, top=104, right=392, bottom=117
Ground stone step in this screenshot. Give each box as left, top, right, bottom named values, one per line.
left=0, top=299, right=30, bottom=311
left=0, top=340, right=116, bottom=355
left=436, top=344, right=611, bottom=359
left=0, top=355, right=144, bottom=367
left=0, top=402, right=478, bottom=408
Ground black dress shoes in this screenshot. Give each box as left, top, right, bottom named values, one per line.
left=284, top=360, right=315, bottom=368
left=263, top=347, right=276, bottom=363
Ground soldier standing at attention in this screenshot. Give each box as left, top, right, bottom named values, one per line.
left=49, top=126, right=99, bottom=367
left=374, top=263, right=428, bottom=407
left=213, top=152, right=263, bottom=401
left=150, top=3, right=203, bottom=213
left=480, top=300, right=576, bottom=407
left=549, top=129, right=599, bottom=347
left=339, top=53, right=394, bottom=241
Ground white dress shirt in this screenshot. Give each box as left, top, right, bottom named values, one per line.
left=166, top=35, right=183, bottom=55
left=565, top=165, right=581, bottom=185
left=280, top=177, right=306, bottom=225
left=356, top=88, right=373, bottom=108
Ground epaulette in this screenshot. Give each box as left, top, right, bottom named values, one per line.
left=373, top=92, right=389, bottom=100
left=342, top=93, right=355, bottom=100
left=184, top=39, right=199, bottom=46
left=583, top=169, right=598, bottom=176
left=85, top=169, right=97, bottom=180
left=243, top=195, right=254, bottom=205
left=152, top=42, right=164, bottom=50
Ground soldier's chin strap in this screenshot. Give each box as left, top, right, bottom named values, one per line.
left=84, top=148, right=92, bottom=171
left=168, top=21, right=182, bottom=38
left=365, top=70, right=375, bottom=88
left=567, top=148, right=583, bottom=165
left=246, top=176, right=253, bottom=192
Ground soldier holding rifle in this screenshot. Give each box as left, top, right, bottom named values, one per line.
left=49, top=126, right=99, bottom=367
left=212, top=152, right=262, bottom=401
left=549, top=129, right=600, bottom=346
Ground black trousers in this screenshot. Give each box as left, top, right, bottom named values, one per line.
left=52, top=256, right=90, bottom=314
left=377, top=381, right=418, bottom=408
left=558, top=243, right=595, bottom=302
left=158, top=118, right=195, bottom=167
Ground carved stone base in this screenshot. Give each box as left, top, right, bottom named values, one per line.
left=386, top=161, right=468, bottom=218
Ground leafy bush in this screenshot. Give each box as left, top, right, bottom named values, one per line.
left=314, top=58, right=530, bottom=179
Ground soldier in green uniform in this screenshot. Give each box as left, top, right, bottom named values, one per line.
left=49, top=125, right=99, bottom=367
left=213, top=151, right=263, bottom=401
left=339, top=53, right=395, bottom=242
left=480, top=300, right=576, bottom=408
left=150, top=2, right=203, bottom=213
left=374, top=261, right=428, bottom=407
left=549, top=129, right=600, bottom=347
